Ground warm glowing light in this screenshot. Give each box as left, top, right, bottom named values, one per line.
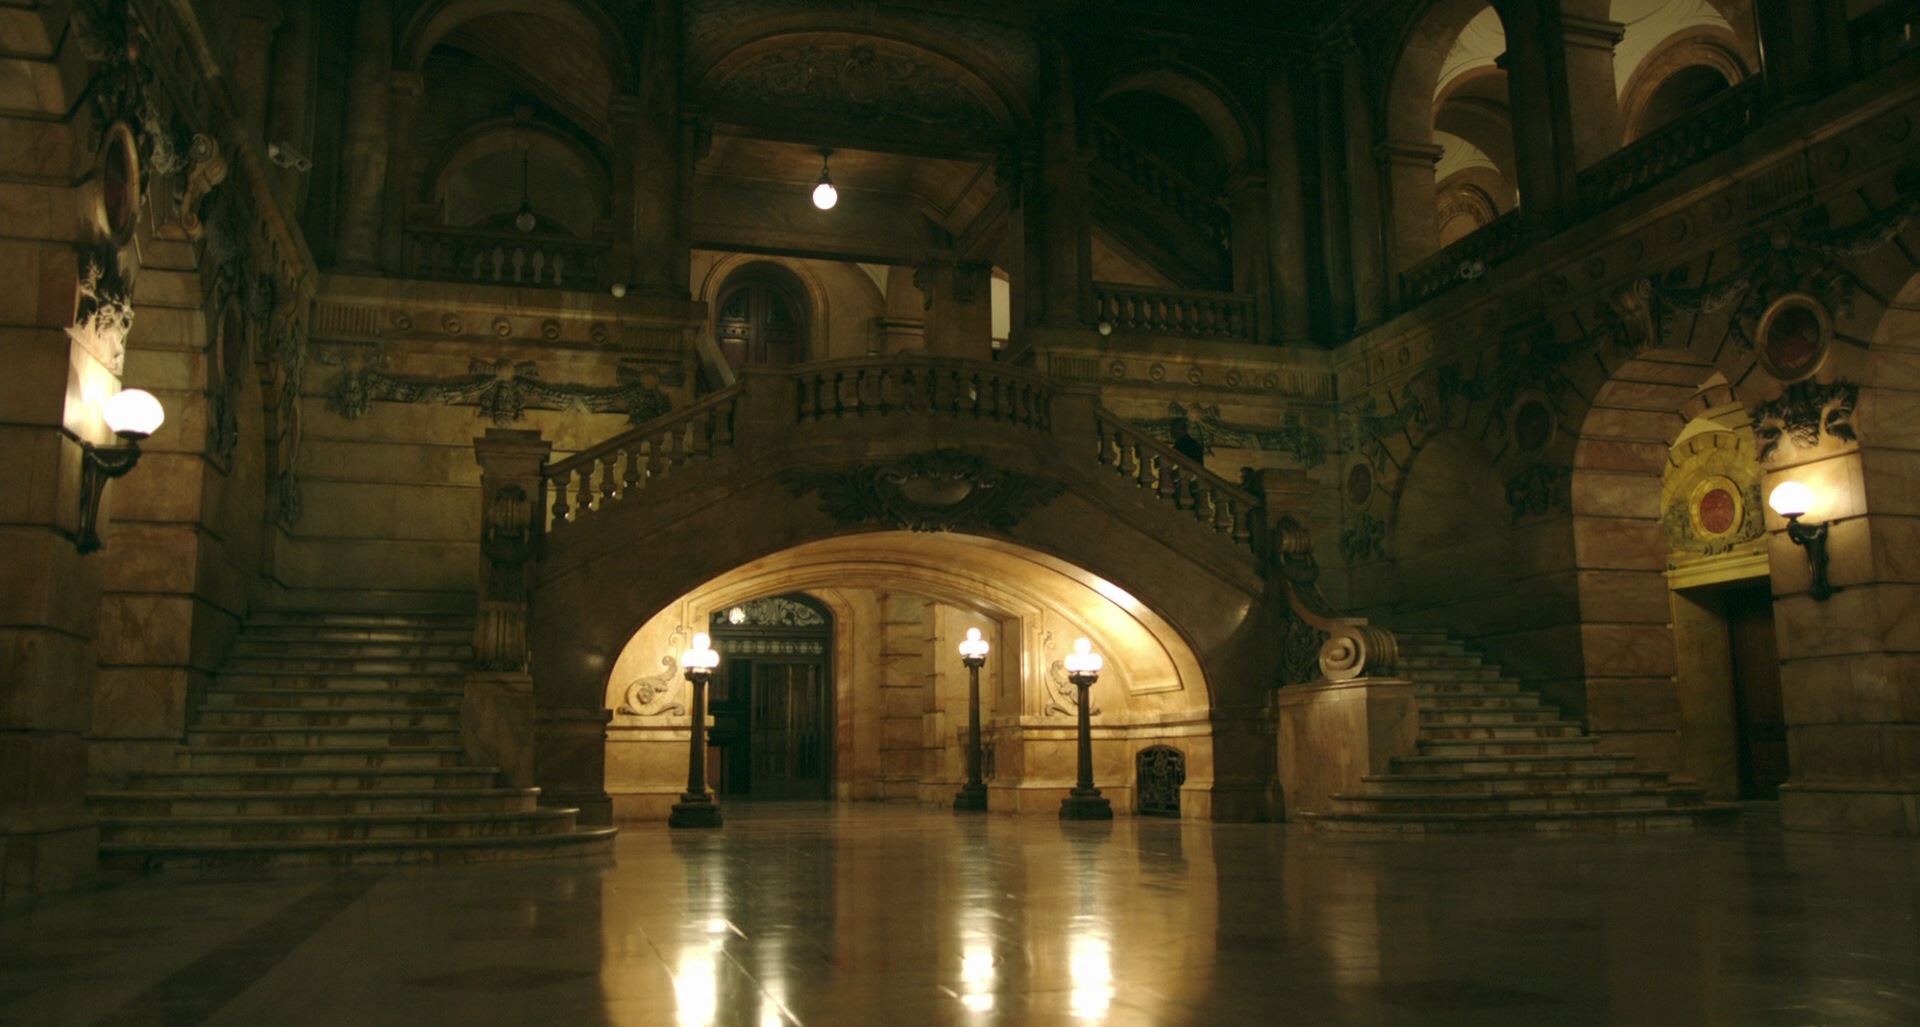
left=811, top=180, right=838, bottom=210
left=1063, top=637, right=1103, bottom=677
left=681, top=632, right=720, bottom=672
left=1769, top=480, right=1816, bottom=519
left=705, top=917, right=731, bottom=935
left=1068, top=934, right=1113, bottom=1019
left=959, top=941, right=996, bottom=1015
left=1089, top=576, right=1140, bottom=613
left=674, top=947, right=719, bottom=1027
left=103, top=388, right=164, bottom=439
left=958, top=626, right=990, bottom=661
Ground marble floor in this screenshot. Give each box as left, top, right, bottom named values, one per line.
left=3, top=804, right=1918, bottom=1027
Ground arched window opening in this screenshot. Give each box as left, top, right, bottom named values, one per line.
left=1431, top=8, right=1520, bottom=233
left=1088, top=90, right=1233, bottom=292
left=714, top=272, right=808, bottom=370
left=1629, top=64, right=1732, bottom=142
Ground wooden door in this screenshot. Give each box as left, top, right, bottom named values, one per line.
left=1724, top=584, right=1789, bottom=799
left=748, top=662, right=826, bottom=800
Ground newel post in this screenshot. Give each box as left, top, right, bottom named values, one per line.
left=467, top=428, right=552, bottom=787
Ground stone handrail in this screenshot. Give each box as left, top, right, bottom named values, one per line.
left=543, top=383, right=743, bottom=531
left=405, top=225, right=612, bottom=291
left=794, top=356, right=1053, bottom=430
left=1093, top=409, right=1260, bottom=547
left=1399, top=208, right=1526, bottom=306
left=1093, top=283, right=1256, bottom=340
left=1576, top=77, right=1764, bottom=215
left=1089, top=117, right=1232, bottom=250
left=1269, top=515, right=1400, bottom=683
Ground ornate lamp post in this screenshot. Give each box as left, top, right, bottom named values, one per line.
left=1059, top=637, right=1113, bottom=820
left=954, top=627, right=991, bottom=812
left=669, top=631, right=723, bottom=829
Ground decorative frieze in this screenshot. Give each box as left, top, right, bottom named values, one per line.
left=1505, top=463, right=1572, bottom=523
left=1752, top=380, right=1859, bottom=462
left=780, top=449, right=1066, bottom=533
left=319, top=354, right=674, bottom=426
left=1130, top=402, right=1328, bottom=468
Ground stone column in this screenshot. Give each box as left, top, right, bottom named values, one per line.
left=1556, top=10, right=1626, bottom=169
left=229, top=0, right=279, bottom=139
left=469, top=429, right=551, bottom=788
left=378, top=71, right=423, bottom=273
left=1379, top=141, right=1443, bottom=303
left=1340, top=43, right=1387, bottom=330
left=631, top=0, right=686, bottom=296
left=1314, top=56, right=1354, bottom=338
left=1755, top=0, right=1853, bottom=105
left=1039, top=33, right=1090, bottom=328
left=1497, top=0, right=1574, bottom=235
left=1769, top=351, right=1920, bottom=834
left=607, top=96, right=639, bottom=291
left=266, top=0, right=316, bottom=213
left=997, top=155, right=1033, bottom=352
left=335, top=0, right=392, bottom=269
left=917, top=262, right=995, bottom=361
left=1228, top=168, right=1272, bottom=345
left=1263, top=66, right=1313, bottom=345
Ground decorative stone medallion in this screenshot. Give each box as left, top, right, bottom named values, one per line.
left=780, top=449, right=1066, bottom=533
left=1755, top=292, right=1832, bottom=383
left=97, top=120, right=141, bottom=247
left=1688, top=475, right=1744, bottom=541
left=1509, top=392, right=1557, bottom=455
left=1345, top=462, right=1374, bottom=507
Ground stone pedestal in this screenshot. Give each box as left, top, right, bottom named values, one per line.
left=535, top=705, right=613, bottom=825
left=1276, top=677, right=1418, bottom=819
left=462, top=672, right=535, bottom=787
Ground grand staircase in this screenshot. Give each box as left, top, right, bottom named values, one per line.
left=90, top=610, right=616, bottom=869
left=1304, top=631, right=1735, bottom=834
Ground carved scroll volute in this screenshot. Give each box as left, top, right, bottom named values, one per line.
left=1269, top=515, right=1401, bottom=683
left=472, top=429, right=553, bottom=674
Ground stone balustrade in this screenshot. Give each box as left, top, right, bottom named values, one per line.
left=793, top=356, right=1053, bottom=429
left=1093, top=410, right=1259, bottom=548
left=1093, top=283, right=1256, bottom=340
left=543, top=384, right=742, bottom=531
left=405, top=225, right=612, bottom=291
left=1398, top=208, right=1526, bottom=307
left=1576, top=78, right=1765, bottom=215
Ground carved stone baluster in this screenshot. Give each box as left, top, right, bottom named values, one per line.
left=1116, top=436, right=1138, bottom=479
left=599, top=454, right=618, bottom=504
left=1098, top=421, right=1117, bottom=470
left=646, top=437, right=666, bottom=480
left=667, top=420, right=688, bottom=470
left=623, top=446, right=642, bottom=492
left=550, top=473, right=571, bottom=525
left=716, top=397, right=735, bottom=446
left=573, top=465, right=593, bottom=515
left=1159, top=457, right=1182, bottom=504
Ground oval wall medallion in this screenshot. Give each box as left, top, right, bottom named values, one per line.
left=1755, top=292, right=1832, bottom=384
left=98, top=121, right=142, bottom=248
left=1688, top=475, right=1745, bottom=541
left=1509, top=392, right=1557, bottom=455
left=1345, top=462, right=1374, bottom=507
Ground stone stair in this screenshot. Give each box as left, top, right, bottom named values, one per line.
left=89, top=610, right=616, bottom=869
left=1304, top=631, right=1736, bottom=834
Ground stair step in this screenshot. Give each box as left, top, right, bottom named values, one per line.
left=98, top=826, right=618, bottom=870
left=1391, top=753, right=1635, bottom=774
left=229, top=640, right=474, bottom=659
left=1412, top=694, right=1544, bottom=709
left=1418, top=723, right=1587, bottom=741
left=201, top=689, right=462, bottom=711
left=194, top=708, right=461, bottom=729
left=1302, top=806, right=1736, bottom=834
left=1360, top=772, right=1675, bottom=794
left=174, top=747, right=465, bottom=769
left=1418, top=708, right=1561, bottom=724
left=90, top=788, right=540, bottom=817
left=1418, top=737, right=1600, bottom=756
left=185, top=727, right=461, bottom=749
left=225, top=657, right=467, bottom=674
left=122, top=767, right=505, bottom=791
left=240, top=625, right=473, bottom=644
left=99, top=808, right=580, bottom=845
left=1328, top=788, right=1707, bottom=815
left=214, top=673, right=464, bottom=691
left=250, top=611, right=472, bottom=628
left=1415, top=680, right=1522, bottom=695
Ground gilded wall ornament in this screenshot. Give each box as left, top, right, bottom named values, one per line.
left=320, top=355, right=674, bottom=426
left=711, top=597, right=826, bottom=629
left=1752, top=380, right=1859, bottom=462
left=780, top=449, right=1066, bottom=533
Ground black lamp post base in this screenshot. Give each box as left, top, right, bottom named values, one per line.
left=668, top=797, right=723, bottom=829
left=952, top=783, right=988, bottom=812
left=1059, top=791, right=1113, bottom=821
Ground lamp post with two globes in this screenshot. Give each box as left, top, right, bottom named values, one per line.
left=668, top=632, right=723, bottom=828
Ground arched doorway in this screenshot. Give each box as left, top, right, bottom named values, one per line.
left=706, top=594, right=834, bottom=800
left=714, top=267, right=808, bottom=369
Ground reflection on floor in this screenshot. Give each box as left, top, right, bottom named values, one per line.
left=4, top=804, right=1918, bottom=1026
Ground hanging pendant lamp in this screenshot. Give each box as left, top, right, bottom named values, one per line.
left=812, top=149, right=838, bottom=210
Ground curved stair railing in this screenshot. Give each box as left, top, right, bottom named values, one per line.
left=480, top=356, right=1398, bottom=685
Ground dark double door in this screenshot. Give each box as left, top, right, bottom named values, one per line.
left=1723, top=584, right=1789, bottom=800
left=711, top=659, right=829, bottom=800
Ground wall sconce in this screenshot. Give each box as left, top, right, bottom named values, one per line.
left=811, top=149, right=838, bottom=210
left=78, top=388, right=165, bottom=554
left=1768, top=479, right=1837, bottom=601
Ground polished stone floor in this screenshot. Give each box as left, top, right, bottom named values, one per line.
left=4, top=804, right=1919, bottom=1026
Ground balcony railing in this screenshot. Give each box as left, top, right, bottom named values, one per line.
left=1853, top=0, right=1920, bottom=75
left=1093, top=283, right=1256, bottom=340
left=1090, top=117, right=1232, bottom=250
left=1576, top=77, right=1765, bottom=215
left=1397, top=209, right=1526, bottom=307
left=405, top=226, right=612, bottom=291
left=794, top=357, right=1053, bottom=430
